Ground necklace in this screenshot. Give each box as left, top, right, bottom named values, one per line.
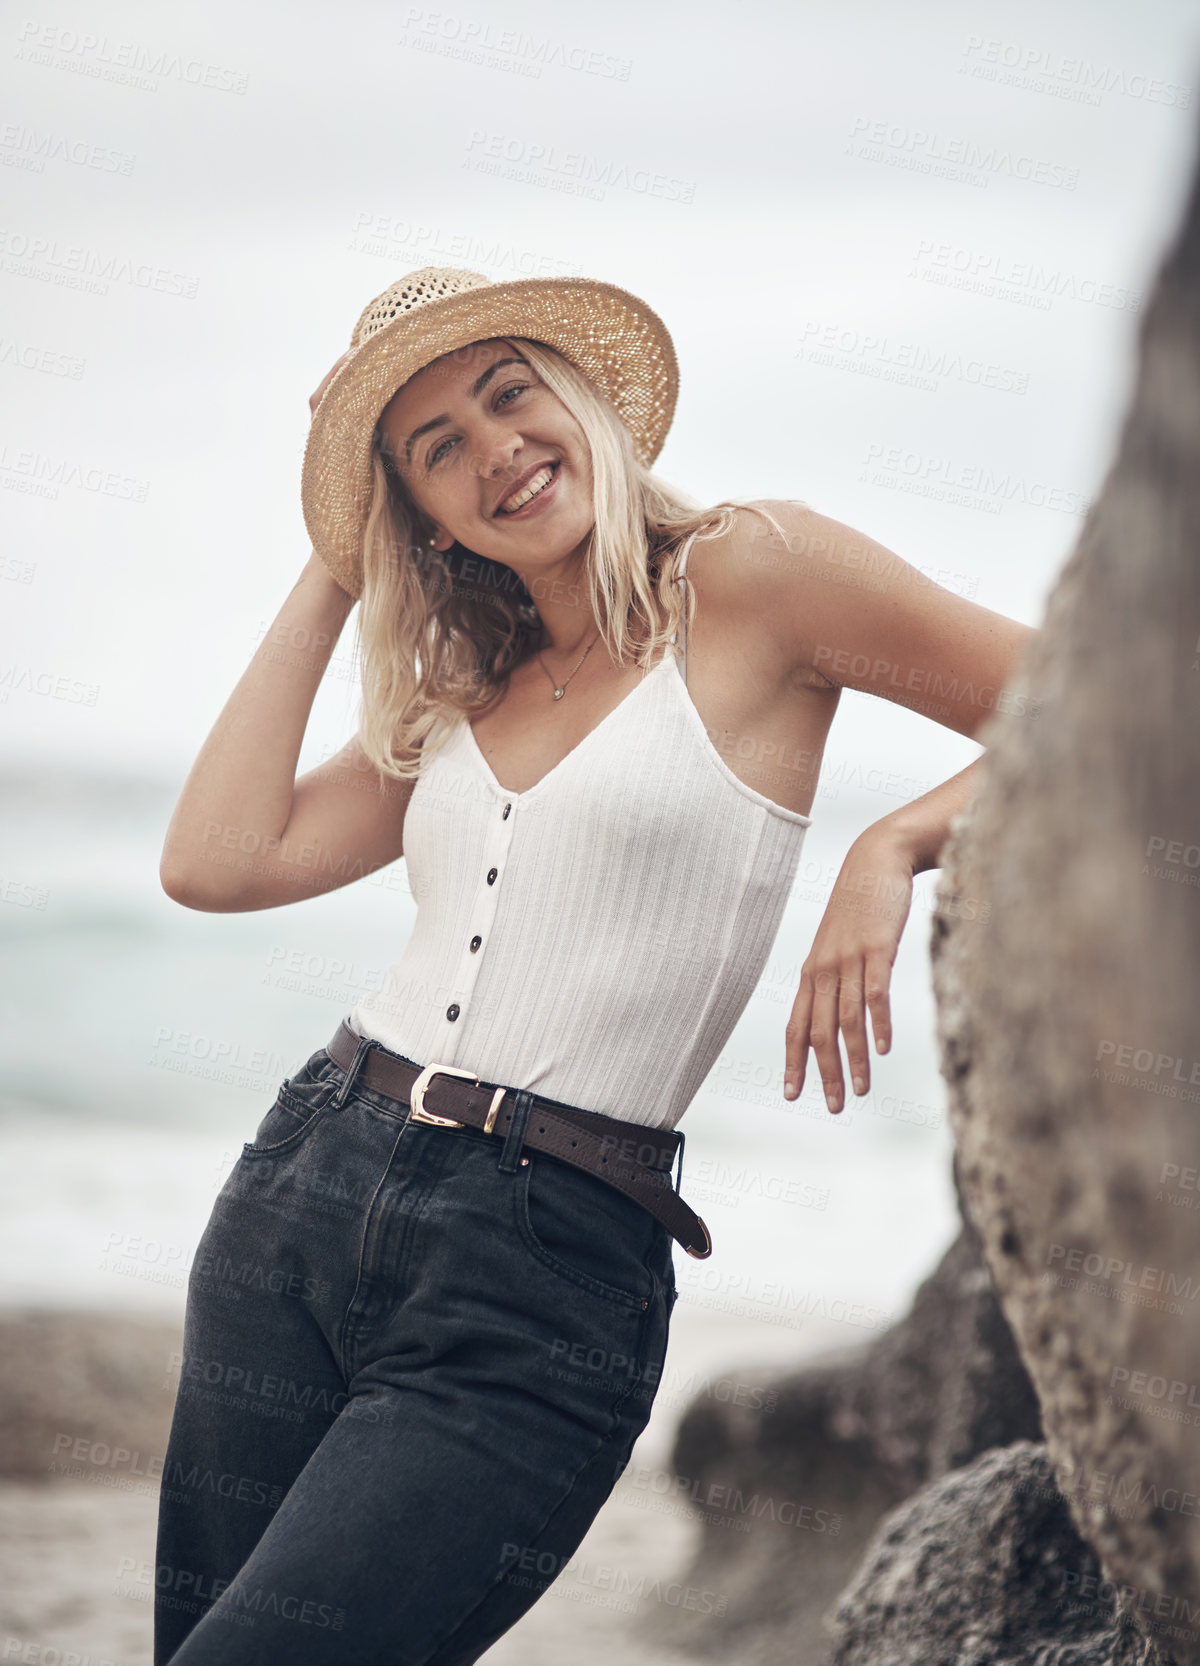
left=536, top=628, right=602, bottom=700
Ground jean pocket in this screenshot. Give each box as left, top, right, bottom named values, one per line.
left=513, top=1151, right=657, bottom=1313
left=242, top=1048, right=339, bottom=1158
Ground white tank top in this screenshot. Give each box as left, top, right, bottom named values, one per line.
left=347, top=542, right=812, bottom=1132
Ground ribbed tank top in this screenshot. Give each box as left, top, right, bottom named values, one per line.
left=347, top=542, right=812, bottom=1132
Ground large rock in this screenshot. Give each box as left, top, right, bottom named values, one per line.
left=930, top=104, right=1200, bottom=1666
left=643, top=1209, right=1041, bottom=1663
left=829, top=1441, right=1177, bottom=1666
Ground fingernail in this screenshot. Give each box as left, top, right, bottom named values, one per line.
left=784, top=1077, right=798, bottom=1100
left=853, top=1075, right=866, bottom=1095
left=827, top=1090, right=843, bottom=1112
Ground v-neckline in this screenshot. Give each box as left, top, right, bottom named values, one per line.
left=462, top=651, right=675, bottom=800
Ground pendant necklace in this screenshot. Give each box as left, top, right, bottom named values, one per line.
left=536, top=629, right=602, bottom=700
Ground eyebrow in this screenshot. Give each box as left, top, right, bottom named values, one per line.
left=403, top=355, right=529, bottom=465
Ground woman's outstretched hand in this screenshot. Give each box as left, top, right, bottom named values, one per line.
left=783, top=830, right=916, bottom=1113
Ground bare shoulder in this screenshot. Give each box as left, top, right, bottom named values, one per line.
left=685, top=499, right=1036, bottom=736
left=683, top=498, right=844, bottom=684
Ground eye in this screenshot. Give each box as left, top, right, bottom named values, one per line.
left=427, top=435, right=456, bottom=467
left=495, top=382, right=529, bottom=408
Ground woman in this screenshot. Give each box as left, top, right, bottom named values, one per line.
left=154, top=268, right=1032, bottom=1662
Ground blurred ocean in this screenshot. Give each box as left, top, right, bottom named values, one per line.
left=0, top=761, right=961, bottom=1374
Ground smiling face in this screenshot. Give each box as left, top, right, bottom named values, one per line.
left=377, top=338, right=596, bottom=570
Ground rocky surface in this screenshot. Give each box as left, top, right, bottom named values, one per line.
left=929, top=95, right=1200, bottom=1666
left=828, top=1442, right=1177, bottom=1666
left=643, top=1211, right=1043, bottom=1664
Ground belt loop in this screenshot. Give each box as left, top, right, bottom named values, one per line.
left=332, top=1037, right=375, bottom=1110
left=497, top=1088, right=534, bottom=1173
left=673, top=1128, right=686, bottom=1194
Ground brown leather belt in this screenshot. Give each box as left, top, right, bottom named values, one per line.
left=326, top=1021, right=712, bottom=1259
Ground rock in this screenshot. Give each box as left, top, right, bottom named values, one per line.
left=828, top=1441, right=1178, bottom=1666
left=0, top=1308, right=183, bottom=1482
left=930, top=101, right=1200, bottom=1666
left=642, top=1212, right=1041, bottom=1663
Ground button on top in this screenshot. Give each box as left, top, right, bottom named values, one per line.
left=487, top=867, right=498, bottom=885
left=446, top=1003, right=460, bottom=1021
left=502, top=802, right=512, bottom=820
left=470, top=935, right=482, bottom=952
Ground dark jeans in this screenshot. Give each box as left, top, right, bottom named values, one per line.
left=154, top=1039, right=678, bottom=1664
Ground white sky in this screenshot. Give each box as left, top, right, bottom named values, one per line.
left=3, top=0, right=1200, bottom=793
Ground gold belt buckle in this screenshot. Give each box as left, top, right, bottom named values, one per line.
left=409, top=1062, right=476, bottom=1127
left=686, top=1216, right=713, bottom=1259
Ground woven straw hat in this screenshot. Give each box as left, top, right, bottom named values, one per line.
left=301, top=266, right=679, bottom=598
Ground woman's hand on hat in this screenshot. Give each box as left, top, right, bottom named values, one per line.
left=309, top=349, right=357, bottom=419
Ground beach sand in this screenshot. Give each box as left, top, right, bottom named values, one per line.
left=0, top=1303, right=837, bottom=1663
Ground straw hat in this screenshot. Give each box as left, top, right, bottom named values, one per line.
left=301, top=267, right=679, bottom=598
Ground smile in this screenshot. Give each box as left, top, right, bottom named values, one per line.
left=496, top=462, right=559, bottom=516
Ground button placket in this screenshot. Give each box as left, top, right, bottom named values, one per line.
left=435, top=792, right=516, bottom=1047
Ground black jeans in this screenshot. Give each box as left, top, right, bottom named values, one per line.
left=154, top=1040, right=678, bottom=1663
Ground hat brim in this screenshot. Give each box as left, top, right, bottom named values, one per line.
left=301, top=276, right=679, bottom=600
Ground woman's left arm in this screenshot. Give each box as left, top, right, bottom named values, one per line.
left=718, top=500, right=1038, bottom=1115
left=782, top=756, right=983, bottom=1113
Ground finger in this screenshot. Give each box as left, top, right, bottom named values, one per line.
left=837, top=959, right=871, bottom=1096
left=809, top=966, right=846, bottom=1113
left=864, top=952, right=894, bottom=1056
left=784, top=976, right=815, bottom=1100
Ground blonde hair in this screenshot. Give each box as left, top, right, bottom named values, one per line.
left=352, top=336, right=783, bottom=782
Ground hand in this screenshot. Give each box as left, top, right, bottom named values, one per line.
left=309, top=348, right=357, bottom=419
left=783, top=830, right=915, bottom=1113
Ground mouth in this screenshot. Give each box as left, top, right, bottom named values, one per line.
left=493, top=460, right=561, bottom=517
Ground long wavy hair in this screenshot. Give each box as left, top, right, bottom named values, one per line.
left=351, top=336, right=785, bottom=782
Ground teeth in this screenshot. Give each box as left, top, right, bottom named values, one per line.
left=499, top=464, right=555, bottom=513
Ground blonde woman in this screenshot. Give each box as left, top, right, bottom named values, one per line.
left=154, top=269, right=1032, bottom=1662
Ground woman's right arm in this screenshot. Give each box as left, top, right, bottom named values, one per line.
left=159, top=551, right=417, bottom=912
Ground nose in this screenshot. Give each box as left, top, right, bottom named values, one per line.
left=464, top=417, right=522, bottom=480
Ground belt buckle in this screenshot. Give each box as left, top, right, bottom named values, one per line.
left=409, top=1062, right=477, bottom=1127
left=686, top=1216, right=713, bottom=1259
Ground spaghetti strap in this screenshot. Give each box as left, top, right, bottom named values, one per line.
left=674, top=541, right=693, bottom=689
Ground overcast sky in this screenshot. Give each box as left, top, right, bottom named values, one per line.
left=3, top=0, right=1200, bottom=793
